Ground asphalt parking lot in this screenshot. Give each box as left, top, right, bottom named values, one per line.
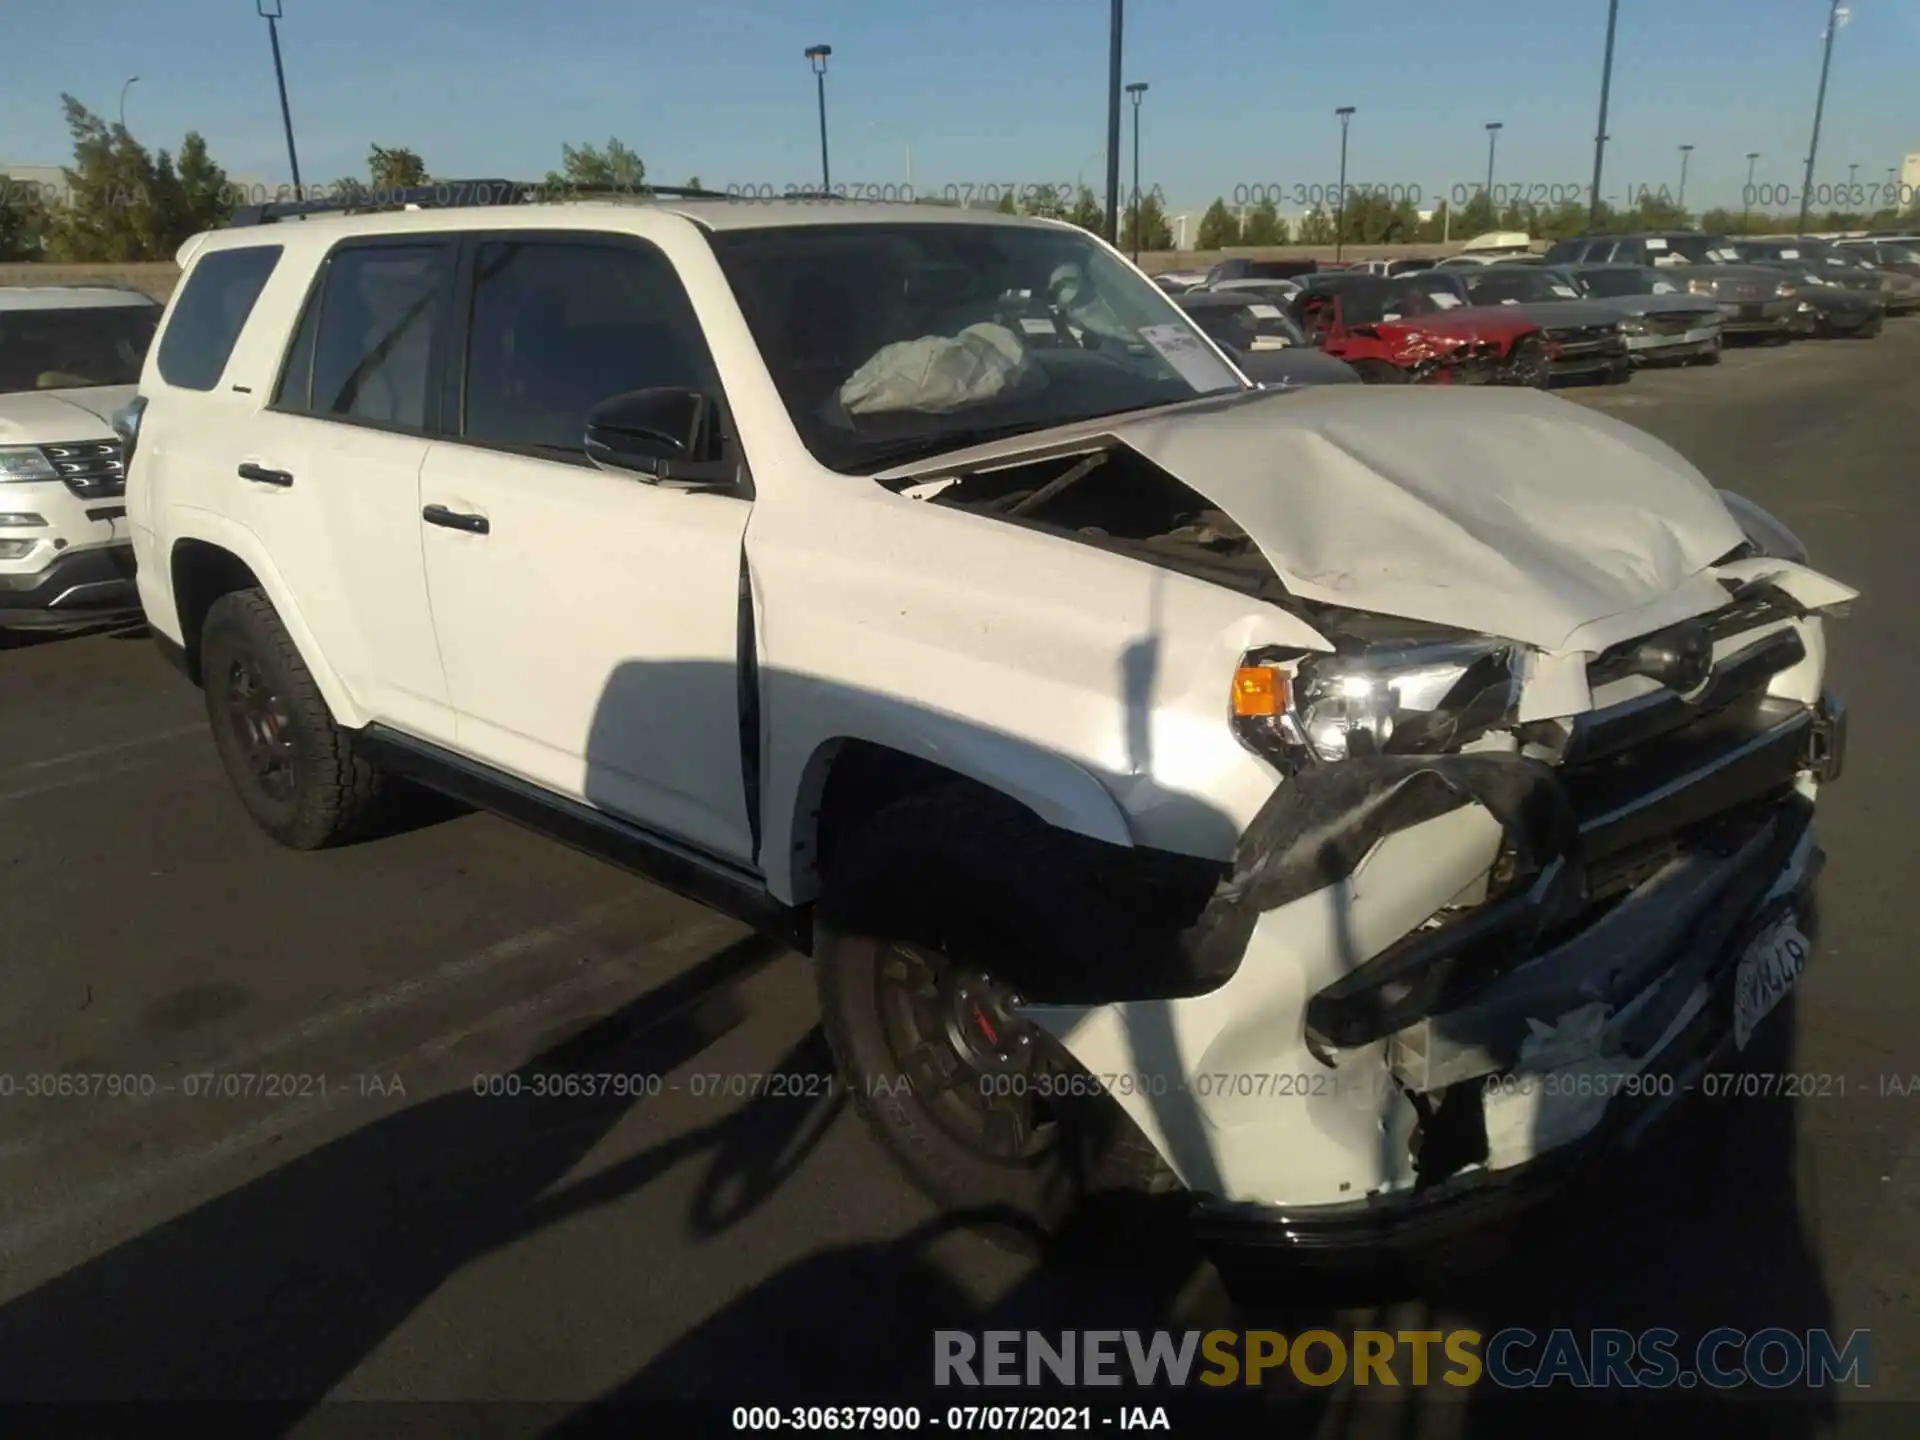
left=0, top=325, right=1915, bottom=1435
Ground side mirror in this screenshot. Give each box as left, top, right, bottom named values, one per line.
left=584, top=387, right=734, bottom=488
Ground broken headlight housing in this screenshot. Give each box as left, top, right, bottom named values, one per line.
left=1232, top=638, right=1521, bottom=767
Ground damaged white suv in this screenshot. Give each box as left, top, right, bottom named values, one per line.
left=127, top=194, right=1852, bottom=1256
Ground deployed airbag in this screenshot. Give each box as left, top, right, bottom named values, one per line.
left=839, top=322, right=1043, bottom=414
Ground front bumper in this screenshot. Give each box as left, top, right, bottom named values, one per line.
left=1624, top=325, right=1721, bottom=360
left=1025, top=676, right=1846, bottom=1259
left=1790, top=302, right=1883, bottom=335
left=0, top=543, right=139, bottom=629
left=1715, top=298, right=1795, bottom=334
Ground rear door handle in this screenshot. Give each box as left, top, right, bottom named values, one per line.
left=422, top=504, right=490, bottom=535
left=237, top=462, right=294, bottom=487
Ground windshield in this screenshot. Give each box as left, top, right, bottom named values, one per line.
left=0, top=303, right=159, bottom=394
left=1462, top=268, right=1582, bottom=305
left=1663, top=234, right=1732, bottom=263
left=1877, top=243, right=1920, bottom=264
left=707, top=223, right=1245, bottom=473
left=1183, top=301, right=1308, bottom=352
left=1335, top=274, right=1471, bottom=326
left=1577, top=268, right=1662, bottom=298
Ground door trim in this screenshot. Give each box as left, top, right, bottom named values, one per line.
left=353, top=724, right=809, bottom=953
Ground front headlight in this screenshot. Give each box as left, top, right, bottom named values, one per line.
left=1232, top=638, right=1520, bottom=767
left=0, top=445, right=59, bottom=484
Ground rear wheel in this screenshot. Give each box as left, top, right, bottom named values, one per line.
left=200, top=589, right=384, bottom=849
left=815, top=787, right=1178, bottom=1251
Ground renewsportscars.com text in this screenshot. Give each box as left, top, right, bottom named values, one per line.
left=934, top=1328, right=1872, bottom=1390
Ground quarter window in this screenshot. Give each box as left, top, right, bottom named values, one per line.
left=460, top=239, right=718, bottom=454
left=156, top=245, right=282, bottom=390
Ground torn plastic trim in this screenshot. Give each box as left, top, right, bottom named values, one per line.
left=1181, top=752, right=1583, bottom=1014
left=1383, top=795, right=1815, bottom=1093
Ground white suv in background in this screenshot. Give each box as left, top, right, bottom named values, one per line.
left=128, top=193, right=1852, bottom=1260
left=0, top=286, right=160, bottom=631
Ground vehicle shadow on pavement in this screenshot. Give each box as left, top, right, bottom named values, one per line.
left=0, top=929, right=824, bottom=1417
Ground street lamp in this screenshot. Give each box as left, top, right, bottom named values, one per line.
left=255, top=1, right=303, bottom=198
left=1799, top=0, right=1850, bottom=232
left=1589, top=0, right=1621, bottom=228
left=805, top=45, right=832, bottom=192
left=1678, top=144, right=1694, bottom=211
left=1333, top=106, right=1356, bottom=262
left=118, top=75, right=139, bottom=132
left=1125, top=82, right=1149, bottom=260
left=1484, top=121, right=1503, bottom=209
left=1104, top=0, right=1124, bottom=245
left=1743, top=152, right=1760, bottom=232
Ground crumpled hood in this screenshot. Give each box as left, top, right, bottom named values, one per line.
left=0, top=386, right=134, bottom=444
left=1112, top=385, right=1745, bottom=652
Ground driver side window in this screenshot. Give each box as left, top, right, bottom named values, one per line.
left=460, top=238, right=719, bottom=456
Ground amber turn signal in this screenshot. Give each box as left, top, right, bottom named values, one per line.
left=1232, top=665, right=1286, bottom=718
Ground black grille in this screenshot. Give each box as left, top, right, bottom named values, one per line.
left=1545, top=324, right=1625, bottom=356
left=39, top=440, right=125, bottom=500
left=1644, top=311, right=1710, bottom=335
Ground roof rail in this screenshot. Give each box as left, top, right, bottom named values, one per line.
left=224, top=178, right=737, bottom=228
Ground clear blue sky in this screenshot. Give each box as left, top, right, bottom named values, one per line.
left=4, top=0, right=1915, bottom=217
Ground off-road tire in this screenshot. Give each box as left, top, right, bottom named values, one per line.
left=815, top=786, right=1178, bottom=1252
left=200, top=588, right=384, bottom=849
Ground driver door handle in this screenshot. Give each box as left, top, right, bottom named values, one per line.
left=422, top=504, right=490, bottom=535
left=237, top=462, right=294, bottom=487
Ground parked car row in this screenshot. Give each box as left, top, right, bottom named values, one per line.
left=1164, top=227, right=1920, bottom=388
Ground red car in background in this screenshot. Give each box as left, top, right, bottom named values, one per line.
left=1288, top=272, right=1548, bottom=385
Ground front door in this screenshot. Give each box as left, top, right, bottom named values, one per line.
left=417, top=234, right=755, bottom=864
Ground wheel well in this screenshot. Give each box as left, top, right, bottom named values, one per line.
left=802, top=739, right=1222, bottom=934
left=169, top=540, right=261, bottom=684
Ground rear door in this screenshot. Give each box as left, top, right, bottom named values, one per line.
left=239, top=238, right=460, bottom=744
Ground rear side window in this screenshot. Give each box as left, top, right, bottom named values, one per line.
left=275, top=242, right=453, bottom=429
left=155, top=245, right=282, bottom=390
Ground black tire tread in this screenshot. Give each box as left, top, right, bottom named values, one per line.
left=201, top=588, right=383, bottom=850
left=816, top=785, right=1177, bottom=1246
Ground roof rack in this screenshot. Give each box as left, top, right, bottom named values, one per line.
left=225, top=178, right=737, bottom=228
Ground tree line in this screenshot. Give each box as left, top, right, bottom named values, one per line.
left=7, top=95, right=1914, bottom=262
left=0, top=93, right=656, bottom=262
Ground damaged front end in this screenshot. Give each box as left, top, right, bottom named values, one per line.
left=1019, top=579, right=1849, bottom=1255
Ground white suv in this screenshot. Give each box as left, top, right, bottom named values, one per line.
left=128, top=194, right=1853, bottom=1257
left=0, top=285, right=160, bottom=631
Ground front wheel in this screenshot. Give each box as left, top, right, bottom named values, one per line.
left=1350, top=359, right=1409, bottom=384
left=1503, top=335, right=1552, bottom=388
left=1696, top=338, right=1723, bottom=365
left=200, top=589, right=384, bottom=849
left=815, top=787, right=1178, bottom=1251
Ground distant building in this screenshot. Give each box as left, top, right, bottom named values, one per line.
left=1902, top=153, right=1920, bottom=200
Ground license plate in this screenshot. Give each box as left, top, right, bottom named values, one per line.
left=1733, top=919, right=1810, bottom=1050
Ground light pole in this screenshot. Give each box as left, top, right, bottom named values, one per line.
left=1743, top=152, right=1760, bottom=232
left=867, top=121, right=911, bottom=193
left=118, top=75, right=139, bottom=132
left=256, top=1, right=302, bottom=198
left=805, top=45, right=832, bottom=192
left=1333, top=106, right=1356, bottom=261
left=1126, top=82, right=1149, bottom=259
left=1484, top=121, right=1503, bottom=212
left=1104, top=0, right=1124, bottom=245
left=1677, top=144, right=1694, bottom=212
left=1799, top=1, right=1849, bottom=233
left=1589, top=0, right=1620, bottom=229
